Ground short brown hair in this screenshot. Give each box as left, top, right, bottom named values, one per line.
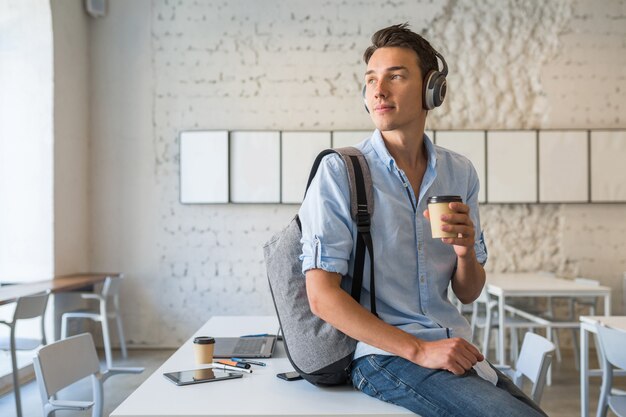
left=363, top=23, right=439, bottom=79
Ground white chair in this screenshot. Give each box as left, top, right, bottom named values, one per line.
left=33, top=332, right=143, bottom=417
left=470, top=288, right=536, bottom=363
left=61, top=275, right=128, bottom=368
left=571, top=277, right=600, bottom=314
left=542, top=277, right=600, bottom=367
left=0, top=292, right=49, bottom=417
left=508, top=272, right=588, bottom=365
left=496, top=332, right=556, bottom=405
left=447, top=284, right=472, bottom=317
left=569, top=278, right=601, bottom=367
left=594, top=323, right=626, bottom=417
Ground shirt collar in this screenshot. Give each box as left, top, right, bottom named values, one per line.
left=371, top=130, right=395, bottom=171
left=423, top=131, right=438, bottom=172
left=419, top=132, right=438, bottom=204
left=371, top=129, right=438, bottom=173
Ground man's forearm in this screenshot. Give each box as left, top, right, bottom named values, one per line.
left=451, top=250, right=486, bottom=304
left=306, top=269, right=422, bottom=361
left=306, top=268, right=485, bottom=374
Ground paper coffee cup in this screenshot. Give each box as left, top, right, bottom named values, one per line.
left=193, top=336, right=215, bottom=365
left=427, top=195, right=462, bottom=238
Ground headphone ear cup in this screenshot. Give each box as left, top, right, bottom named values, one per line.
left=362, top=85, right=370, bottom=113
left=422, top=70, right=447, bottom=110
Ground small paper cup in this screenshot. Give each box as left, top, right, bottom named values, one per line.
left=193, top=336, right=215, bottom=365
left=427, top=195, right=462, bottom=239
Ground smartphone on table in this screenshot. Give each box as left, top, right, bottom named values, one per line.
left=164, top=368, right=243, bottom=386
left=276, top=371, right=303, bottom=381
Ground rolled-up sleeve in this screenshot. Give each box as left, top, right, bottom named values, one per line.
left=299, top=154, right=354, bottom=276
left=467, top=163, right=488, bottom=265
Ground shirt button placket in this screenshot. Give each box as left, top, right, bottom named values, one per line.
left=416, top=211, right=427, bottom=314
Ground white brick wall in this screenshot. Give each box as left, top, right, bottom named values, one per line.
left=87, top=0, right=626, bottom=346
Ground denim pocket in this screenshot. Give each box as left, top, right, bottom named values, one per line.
left=351, top=367, right=366, bottom=390
left=352, top=366, right=380, bottom=398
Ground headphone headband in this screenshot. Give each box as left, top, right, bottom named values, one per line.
left=433, top=50, right=448, bottom=77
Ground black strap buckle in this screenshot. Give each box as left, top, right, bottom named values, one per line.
left=356, top=205, right=370, bottom=232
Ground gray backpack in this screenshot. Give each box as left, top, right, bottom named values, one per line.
left=263, top=147, right=376, bottom=386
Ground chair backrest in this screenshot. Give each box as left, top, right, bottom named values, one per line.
left=476, top=288, right=497, bottom=311
left=33, top=333, right=101, bottom=399
left=14, top=292, right=49, bottom=320
left=101, top=276, right=123, bottom=299
left=470, top=288, right=497, bottom=334
left=515, top=332, right=555, bottom=403
left=595, top=324, right=626, bottom=371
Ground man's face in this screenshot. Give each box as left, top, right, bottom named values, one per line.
left=364, top=47, right=425, bottom=133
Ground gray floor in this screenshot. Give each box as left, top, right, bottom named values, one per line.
left=0, top=347, right=622, bottom=417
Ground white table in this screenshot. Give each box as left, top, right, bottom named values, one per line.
left=111, top=315, right=412, bottom=417
left=486, top=273, right=612, bottom=367
left=579, top=315, right=626, bottom=417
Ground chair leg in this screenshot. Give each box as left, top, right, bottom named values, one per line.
left=61, top=315, right=70, bottom=339
left=10, top=332, right=23, bottom=417
left=483, top=314, right=493, bottom=360
left=482, top=326, right=491, bottom=359
left=115, top=313, right=128, bottom=358
left=571, top=328, right=580, bottom=371
left=101, top=309, right=113, bottom=369
left=470, top=304, right=478, bottom=342
left=545, top=328, right=554, bottom=386
left=551, top=328, right=562, bottom=363
left=40, top=313, right=47, bottom=346
left=593, top=333, right=603, bottom=369
left=510, top=328, right=519, bottom=363
left=597, top=366, right=612, bottom=417
left=92, top=376, right=104, bottom=417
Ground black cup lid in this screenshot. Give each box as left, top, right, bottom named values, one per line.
left=427, top=195, right=462, bottom=204
left=193, top=336, right=215, bottom=344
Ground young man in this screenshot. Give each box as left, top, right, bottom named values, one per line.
left=299, top=24, right=547, bottom=417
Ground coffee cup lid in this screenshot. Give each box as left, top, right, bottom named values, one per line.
left=193, top=336, right=215, bottom=344
left=427, top=195, right=462, bottom=204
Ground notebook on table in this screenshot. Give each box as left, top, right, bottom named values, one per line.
left=213, top=335, right=277, bottom=358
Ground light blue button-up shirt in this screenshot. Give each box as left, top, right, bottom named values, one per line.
left=299, top=129, right=489, bottom=364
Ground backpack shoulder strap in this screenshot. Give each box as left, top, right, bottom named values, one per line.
left=332, top=147, right=374, bottom=224
left=304, top=147, right=374, bottom=221
left=304, top=147, right=377, bottom=317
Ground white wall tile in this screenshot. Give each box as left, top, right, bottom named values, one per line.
left=539, top=131, right=588, bottom=202
left=180, top=131, right=229, bottom=203
left=281, top=132, right=331, bottom=204
left=487, top=131, right=537, bottom=203
left=230, top=131, right=280, bottom=203
left=591, top=130, right=626, bottom=202
left=435, top=131, right=486, bottom=203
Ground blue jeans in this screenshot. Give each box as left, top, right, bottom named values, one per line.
left=351, top=355, right=548, bottom=417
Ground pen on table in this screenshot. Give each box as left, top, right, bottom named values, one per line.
left=232, top=357, right=266, bottom=367
left=240, top=333, right=269, bottom=338
left=212, top=363, right=253, bottom=373
left=217, top=359, right=251, bottom=369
